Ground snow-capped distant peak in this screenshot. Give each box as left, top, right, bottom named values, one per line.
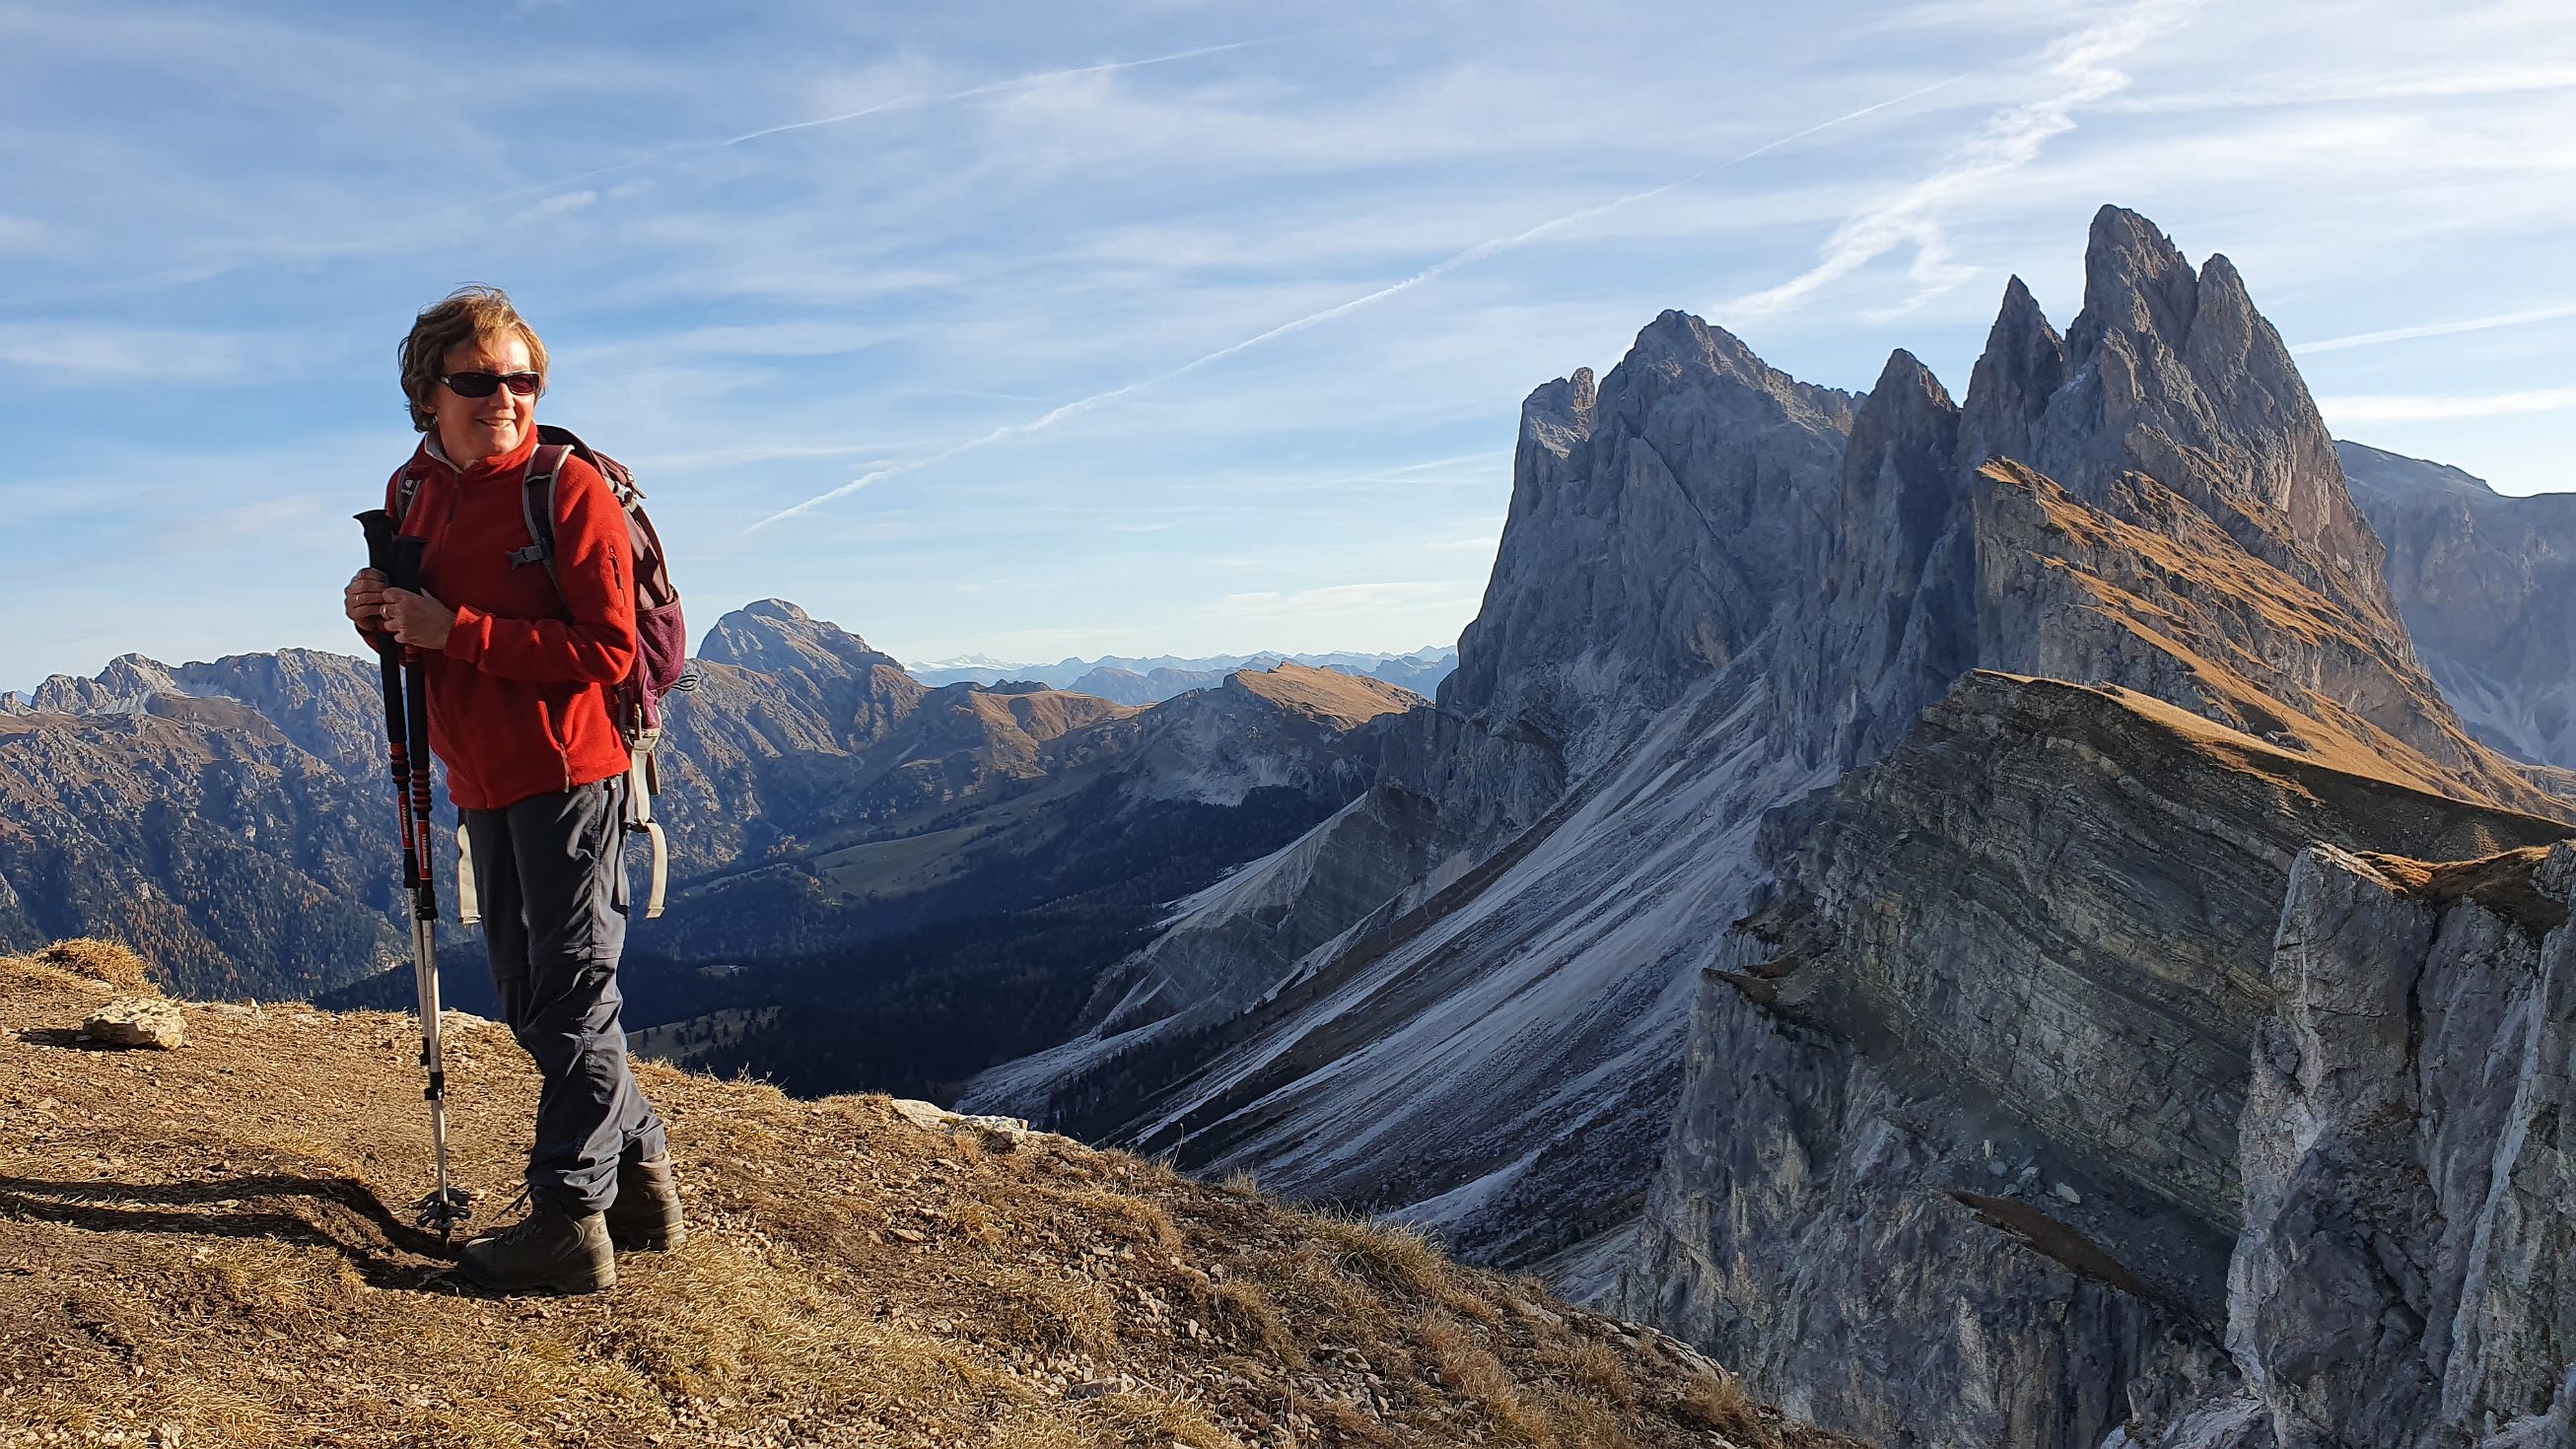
left=907, top=653, right=1026, bottom=671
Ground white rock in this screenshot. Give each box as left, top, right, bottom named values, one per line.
left=85, top=997, right=184, bottom=1050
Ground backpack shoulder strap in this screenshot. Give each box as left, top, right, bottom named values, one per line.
left=392, top=461, right=428, bottom=529
left=514, top=444, right=572, bottom=603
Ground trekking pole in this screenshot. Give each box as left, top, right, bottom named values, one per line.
left=356, top=511, right=473, bottom=1244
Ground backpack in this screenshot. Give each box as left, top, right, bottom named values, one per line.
left=394, top=423, right=692, bottom=919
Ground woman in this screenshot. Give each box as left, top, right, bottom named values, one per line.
left=341, top=286, right=682, bottom=1294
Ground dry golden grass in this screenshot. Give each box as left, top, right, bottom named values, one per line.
left=1416, top=1312, right=1552, bottom=1445
left=1545, top=1333, right=1641, bottom=1412
left=1307, top=1209, right=1449, bottom=1299
left=1188, top=1273, right=1294, bottom=1358
left=31, top=937, right=156, bottom=993
left=0, top=943, right=1858, bottom=1449
left=1673, top=1364, right=1773, bottom=1445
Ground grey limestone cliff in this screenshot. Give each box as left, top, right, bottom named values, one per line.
left=2339, top=439, right=2576, bottom=776
left=2115, top=841, right=2576, bottom=1449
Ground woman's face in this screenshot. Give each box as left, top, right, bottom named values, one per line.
left=431, top=331, right=538, bottom=464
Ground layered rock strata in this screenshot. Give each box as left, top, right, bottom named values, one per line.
left=2116, top=841, right=2576, bottom=1449
left=1627, top=671, right=2572, bottom=1448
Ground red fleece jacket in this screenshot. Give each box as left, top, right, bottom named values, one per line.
left=366, top=430, right=637, bottom=811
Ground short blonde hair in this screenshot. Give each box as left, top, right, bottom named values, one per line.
left=397, top=285, right=550, bottom=433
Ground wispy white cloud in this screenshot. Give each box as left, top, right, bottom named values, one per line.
left=721, top=38, right=1280, bottom=147
left=1731, top=0, right=2197, bottom=319
left=2102, top=63, right=2576, bottom=112
left=0, top=324, right=249, bottom=383
left=2318, top=385, right=2576, bottom=423
left=0, top=214, right=56, bottom=253
left=477, top=36, right=1286, bottom=214
left=2293, top=301, right=2576, bottom=354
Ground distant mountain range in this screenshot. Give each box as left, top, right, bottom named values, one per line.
left=0, top=605, right=1429, bottom=1099
left=906, top=646, right=1457, bottom=704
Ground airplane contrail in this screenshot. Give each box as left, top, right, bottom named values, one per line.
left=745, top=70, right=1974, bottom=533
left=2293, top=301, right=2576, bottom=355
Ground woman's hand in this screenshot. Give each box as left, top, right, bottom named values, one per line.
left=382, top=587, right=456, bottom=651
left=344, top=569, right=389, bottom=631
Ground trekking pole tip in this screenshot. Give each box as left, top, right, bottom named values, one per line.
left=414, top=1185, right=476, bottom=1243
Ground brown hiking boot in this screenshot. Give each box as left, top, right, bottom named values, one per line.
left=457, top=1194, right=615, bottom=1294
left=604, top=1152, right=686, bottom=1252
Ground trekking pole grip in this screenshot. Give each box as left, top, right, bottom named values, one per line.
left=357, top=509, right=395, bottom=574
left=389, top=533, right=427, bottom=595
left=357, top=511, right=400, bottom=647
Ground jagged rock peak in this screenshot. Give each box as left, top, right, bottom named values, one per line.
left=1620, top=310, right=1833, bottom=411
left=1843, top=346, right=1962, bottom=512
left=1521, top=366, right=1597, bottom=428
left=1864, top=348, right=1953, bottom=417
left=1957, top=274, right=2067, bottom=472
left=1963, top=204, right=2390, bottom=601
left=2066, top=203, right=2199, bottom=361
left=1518, top=367, right=1598, bottom=463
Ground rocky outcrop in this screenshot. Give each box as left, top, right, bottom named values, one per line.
left=2116, top=842, right=2576, bottom=1449
left=1625, top=672, right=2572, bottom=1449
left=83, top=995, right=185, bottom=1049
left=2339, top=439, right=2576, bottom=775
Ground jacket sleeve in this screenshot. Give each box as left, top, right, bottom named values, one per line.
left=442, top=457, right=638, bottom=684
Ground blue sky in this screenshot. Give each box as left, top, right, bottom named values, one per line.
left=2, top=0, right=2571, bottom=692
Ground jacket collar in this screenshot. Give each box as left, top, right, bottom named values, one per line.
left=419, top=426, right=540, bottom=483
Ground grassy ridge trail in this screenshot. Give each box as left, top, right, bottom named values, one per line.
left=0, top=941, right=1847, bottom=1449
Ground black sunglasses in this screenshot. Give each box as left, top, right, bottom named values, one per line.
left=439, top=371, right=541, bottom=398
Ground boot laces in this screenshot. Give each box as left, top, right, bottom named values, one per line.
left=489, top=1184, right=543, bottom=1245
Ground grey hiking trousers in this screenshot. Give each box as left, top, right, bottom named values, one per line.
left=460, top=771, right=667, bottom=1214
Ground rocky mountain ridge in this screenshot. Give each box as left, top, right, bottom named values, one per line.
left=0, top=601, right=1420, bottom=1022
left=906, top=645, right=1458, bottom=702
